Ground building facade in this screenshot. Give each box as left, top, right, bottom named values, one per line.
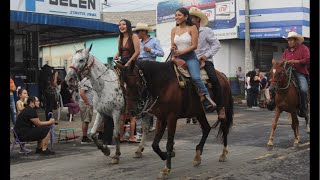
left=10, top=0, right=118, bottom=97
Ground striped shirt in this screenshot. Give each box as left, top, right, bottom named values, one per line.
left=79, top=77, right=94, bottom=106
left=195, top=26, right=221, bottom=64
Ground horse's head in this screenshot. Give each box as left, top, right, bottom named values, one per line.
left=269, top=59, right=288, bottom=92
left=116, top=61, right=146, bottom=97
left=116, top=61, right=147, bottom=116
left=65, top=43, right=93, bottom=89
left=70, top=43, right=94, bottom=78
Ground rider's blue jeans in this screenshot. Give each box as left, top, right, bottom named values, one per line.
left=178, top=51, right=209, bottom=96
left=293, top=71, right=308, bottom=110
left=10, top=94, right=17, bottom=125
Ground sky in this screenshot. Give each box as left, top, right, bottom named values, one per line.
left=102, top=0, right=158, bottom=12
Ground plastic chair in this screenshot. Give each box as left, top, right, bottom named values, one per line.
left=10, top=128, right=31, bottom=156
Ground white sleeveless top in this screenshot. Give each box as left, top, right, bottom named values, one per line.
left=174, top=32, right=192, bottom=51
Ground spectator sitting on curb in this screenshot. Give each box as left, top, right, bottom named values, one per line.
left=14, top=96, right=56, bottom=155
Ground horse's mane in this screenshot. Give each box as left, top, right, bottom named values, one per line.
left=135, top=60, right=175, bottom=90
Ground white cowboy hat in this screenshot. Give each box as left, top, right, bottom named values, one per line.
left=132, top=23, right=153, bottom=32
left=189, top=7, right=209, bottom=27
left=284, top=31, right=304, bottom=44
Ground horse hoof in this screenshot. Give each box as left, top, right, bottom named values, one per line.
left=111, top=157, right=119, bottom=164
left=101, top=146, right=111, bottom=156
left=267, top=145, right=273, bottom=150
left=293, top=143, right=299, bottom=148
left=134, top=151, right=142, bottom=158
left=157, top=167, right=170, bottom=179
left=219, top=155, right=227, bottom=162
left=192, top=160, right=201, bottom=166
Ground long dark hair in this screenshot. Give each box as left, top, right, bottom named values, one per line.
left=176, top=7, right=193, bottom=26
left=27, top=96, right=37, bottom=105
left=118, top=19, right=135, bottom=57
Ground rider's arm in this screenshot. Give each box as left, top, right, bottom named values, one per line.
left=171, top=27, right=177, bottom=50
left=149, top=38, right=164, bottom=57
left=297, top=45, right=310, bottom=65
left=114, top=36, right=120, bottom=59
left=125, top=34, right=140, bottom=66
left=204, top=28, right=221, bottom=59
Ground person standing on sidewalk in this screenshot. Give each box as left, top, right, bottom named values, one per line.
left=236, top=66, right=245, bottom=97
left=79, top=75, right=94, bottom=144
left=133, top=22, right=164, bottom=131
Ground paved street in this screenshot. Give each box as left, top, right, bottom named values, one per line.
left=10, top=104, right=310, bottom=179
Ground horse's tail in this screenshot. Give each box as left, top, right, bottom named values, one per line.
left=212, top=78, right=234, bottom=143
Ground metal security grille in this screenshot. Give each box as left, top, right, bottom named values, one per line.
left=24, top=31, right=39, bottom=83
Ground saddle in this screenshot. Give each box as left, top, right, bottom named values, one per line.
left=171, top=58, right=212, bottom=89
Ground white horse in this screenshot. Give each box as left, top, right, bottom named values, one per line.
left=65, top=44, right=150, bottom=164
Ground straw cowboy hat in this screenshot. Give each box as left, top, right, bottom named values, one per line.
left=284, top=31, right=304, bottom=44
left=189, top=7, right=208, bottom=27
left=132, top=23, right=153, bottom=32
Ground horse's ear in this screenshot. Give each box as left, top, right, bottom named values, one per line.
left=84, top=42, right=86, bottom=49
left=88, top=44, right=93, bottom=52
left=115, top=62, right=124, bottom=70
left=272, top=59, right=276, bottom=66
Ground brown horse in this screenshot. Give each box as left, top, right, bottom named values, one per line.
left=267, top=60, right=310, bottom=149
left=117, top=60, right=233, bottom=178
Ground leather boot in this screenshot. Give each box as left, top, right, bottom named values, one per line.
left=218, top=107, right=226, bottom=120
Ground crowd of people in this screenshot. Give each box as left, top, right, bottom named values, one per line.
left=10, top=6, right=309, bottom=157
left=242, top=68, right=271, bottom=109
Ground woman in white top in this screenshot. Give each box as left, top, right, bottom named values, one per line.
left=171, top=7, right=216, bottom=111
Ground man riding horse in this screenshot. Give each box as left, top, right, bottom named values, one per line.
left=189, top=7, right=225, bottom=119
left=281, top=31, right=309, bottom=117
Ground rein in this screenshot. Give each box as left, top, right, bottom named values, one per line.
left=272, top=62, right=293, bottom=91
left=127, top=65, right=159, bottom=116
left=69, top=55, right=119, bottom=86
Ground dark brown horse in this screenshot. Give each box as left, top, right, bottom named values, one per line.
left=117, top=60, right=233, bottom=178
left=267, top=60, right=310, bottom=148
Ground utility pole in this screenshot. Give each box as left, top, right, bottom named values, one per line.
left=244, top=0, right=253, bottom=75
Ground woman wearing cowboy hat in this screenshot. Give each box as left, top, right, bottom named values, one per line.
left=282, top=31, right=310, bottom=117
left=189, top=7, right=225, bottom=119
left=133, top=23, right=164, bottom=61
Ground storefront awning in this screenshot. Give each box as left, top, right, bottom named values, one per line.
left=10, top=10, right=118, bottom=33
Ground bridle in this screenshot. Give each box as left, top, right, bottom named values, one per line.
left=123, top=65, right=158, bottom=116
left=270, top=61, right=292, bottom=91
left=69, top=52, right=94, bottom=78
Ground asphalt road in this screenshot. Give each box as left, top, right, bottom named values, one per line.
left=10, top=105, right=310, bottom=180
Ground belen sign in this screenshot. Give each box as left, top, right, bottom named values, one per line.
left=10, top=0, right=101, bottom=19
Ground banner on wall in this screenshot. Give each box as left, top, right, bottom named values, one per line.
left=157, top=0, right=238, bottom=39
left=10, top=0, right=101, bottom=19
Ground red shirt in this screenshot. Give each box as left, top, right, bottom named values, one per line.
left=282, top=44, right=310, bottom=75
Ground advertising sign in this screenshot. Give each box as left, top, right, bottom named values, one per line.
left=157, top=0, right=238, bottom=39
left=239, top=26, right=302, bottom=39
left=10, top=0, right=101, bottom=19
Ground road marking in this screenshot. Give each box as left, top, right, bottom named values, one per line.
left=254, top=153, right=274, bottom=160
